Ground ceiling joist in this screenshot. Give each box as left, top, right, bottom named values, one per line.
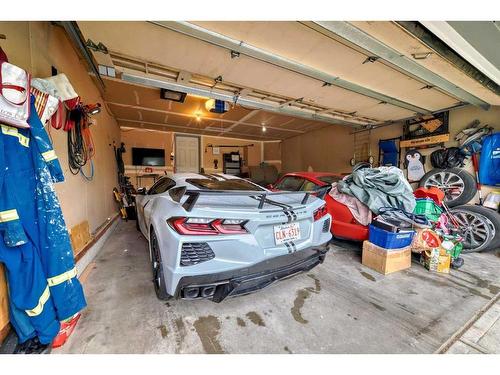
left=117, top=118, right=280, bottom=140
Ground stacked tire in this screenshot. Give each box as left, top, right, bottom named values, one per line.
left=419, top=168, right=499, bottom=253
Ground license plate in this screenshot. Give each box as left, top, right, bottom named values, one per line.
left=274, top=222, right=301, bottom=245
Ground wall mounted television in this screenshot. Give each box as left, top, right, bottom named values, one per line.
left=132, top=147, right=166, bottom=166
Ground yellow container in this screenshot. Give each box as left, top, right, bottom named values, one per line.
left=421, top=248, right=451, bottom=274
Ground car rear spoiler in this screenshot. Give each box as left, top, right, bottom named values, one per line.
left=169, top=186, right=331, bottom=212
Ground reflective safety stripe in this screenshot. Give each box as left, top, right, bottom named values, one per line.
left=47, top=267, right=77, bottom=287
left=42, top=149, right=57, bottom=162
left=0, top=209, right=20, bottom=223
left=25, top=286, right=50, bottom=317
left=1, top=124, right=30, bottom=147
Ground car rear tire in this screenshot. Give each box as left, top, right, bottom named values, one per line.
left=453, top=205, right=500, bottom=251
left=135, top=207, right=140, bottom=232
left=150, top=228, right=171, bottom=300
left=449, top=206, right=493, bottom=253
left=419, top=168, right=477, bottom=207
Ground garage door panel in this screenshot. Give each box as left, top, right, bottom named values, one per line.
left=79, top=22, right=401, bottom=122
left=350, top=21, right=500, bottom=106
left=346, top=60, right=461, bottom=110
left=356, top=104, right=416, bottom=120
left=193, top=21, right=460, bottom=111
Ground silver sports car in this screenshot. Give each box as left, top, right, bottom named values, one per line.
left=135, top=173, right=332, bottom=302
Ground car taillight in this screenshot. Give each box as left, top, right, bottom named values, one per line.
left=313, top=205, right=328, bottom=221
left=212, top=219, right=248, bottom=234
left=168, top=217, right=248, bottom=235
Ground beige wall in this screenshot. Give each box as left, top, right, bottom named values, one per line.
left=201, top=135, right=262, bottom=174
left=0, top=21, right=121, bottom=231
left=262, top=141, right=282, bottom=173
left=0, top=21, right=121, bottom=340
left=282, top=124, right=354, bottom=174
left=120, top=128, right=174, bottom=187
left=282, top=105, right=500, bottom=203
left=120, top=129, right=174, bottom=166
left=370, top=105, right=500, bottom=201
left=119, top=129, right=266, bottom=183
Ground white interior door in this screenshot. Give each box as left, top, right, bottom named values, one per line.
left=175, top=135, right=200, bottom=173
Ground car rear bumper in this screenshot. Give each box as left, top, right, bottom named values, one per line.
left=173, top=244, right=329, bottom=302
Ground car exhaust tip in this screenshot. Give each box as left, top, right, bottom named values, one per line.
left=201, top=286, right=216, bottom=298
left=183, top=287, right=200, bottom=299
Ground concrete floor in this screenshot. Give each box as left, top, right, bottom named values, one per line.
left=55, top=221, right=500, bottom=354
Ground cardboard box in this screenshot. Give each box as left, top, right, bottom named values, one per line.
left=420, top=248, right=451, bottom=273
left=362, top=240, right=411, bottom=275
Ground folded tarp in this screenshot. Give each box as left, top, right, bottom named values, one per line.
left=337, top=166, right=416, bottom=215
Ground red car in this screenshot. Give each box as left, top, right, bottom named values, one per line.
left=269, top=172, right=369, bottom=241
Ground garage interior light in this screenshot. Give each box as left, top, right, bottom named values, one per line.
left=160, top=88, right=187, bottom=103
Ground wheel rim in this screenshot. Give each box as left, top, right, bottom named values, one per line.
left=150, top=231, right=162, bottom=291
left=452, top=210, right=491, bottom=250
left=424, top=171, right=465, bottom=202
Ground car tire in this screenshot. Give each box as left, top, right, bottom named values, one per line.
left=449, top=206, right=493, bottom=253
left=453, top=205, right=500, bottom=251
left=135, top=207, right=140, bottom=232
left=419, top=168, right=477, bottom=207
left=149, top=228, right=171, bottom=300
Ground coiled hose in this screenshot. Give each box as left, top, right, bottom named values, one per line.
left=67, top=106, right=95, bottom=179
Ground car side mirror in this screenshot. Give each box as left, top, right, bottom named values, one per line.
left=267, top=184, right=274, bottom=190
left=137, top=187, right=147, bottom=195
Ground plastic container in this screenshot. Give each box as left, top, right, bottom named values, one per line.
left=413, top=198, right=443, bottom=222
left=369, top=224, right=415, bottom=249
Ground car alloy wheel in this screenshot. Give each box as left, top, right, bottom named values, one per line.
left=150, top=229, right=170, bottom=300
left=450, top=208, right=493, bottom=253
left=419, top=168, right=477, bottom=207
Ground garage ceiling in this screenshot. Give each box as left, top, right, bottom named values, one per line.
left=104, top=77, right=329, bottom=140
left=75, top=21, right=500, bottom=140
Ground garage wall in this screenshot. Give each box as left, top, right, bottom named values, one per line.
left=0, top=21, right=121, bottom=232
left=281, top=105, right=500, bottom=203
left=370, top=105, right=500, bottom=201
left=120, top=128, right=174, bottom=187
left=0, top=21, right=121, bottom=341
left=281, top=124, right=354, bottom=174
left=119, top=129, right=266, bottom=183
left=201, top=135, right=262, bottom=174
left=263, top=141, right=282, bottom=173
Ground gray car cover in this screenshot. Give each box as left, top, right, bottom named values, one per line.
left=337, top=166, right=416, bottom=215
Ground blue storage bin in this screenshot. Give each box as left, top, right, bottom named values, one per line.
left=368, top=224, right=415, bottom=250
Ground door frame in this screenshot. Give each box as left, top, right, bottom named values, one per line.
left=174, top=134, right=201, bottom=173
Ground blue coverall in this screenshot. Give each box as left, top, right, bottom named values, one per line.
left=0, top=96, right=86, bottom=344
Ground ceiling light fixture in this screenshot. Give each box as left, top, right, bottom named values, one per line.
left=262, top=125, right=267, bottom=132
left=160, top=88, right=187, bottom=103
left=195, top=111, right=202, bottom=122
